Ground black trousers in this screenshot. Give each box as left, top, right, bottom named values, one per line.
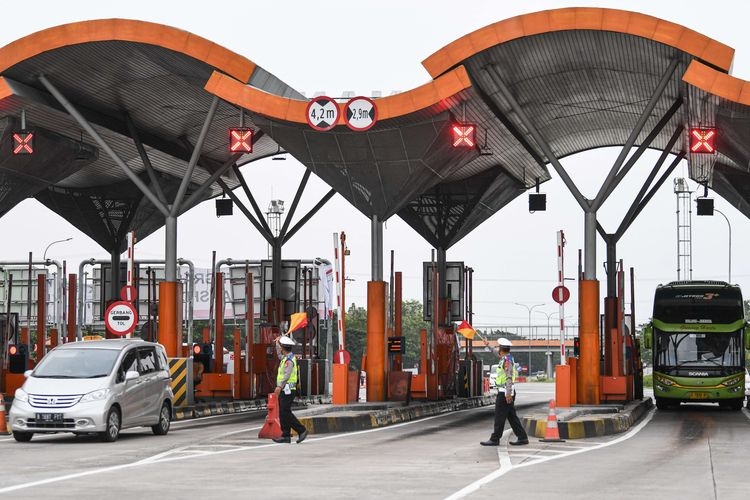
left=278, top=390, right=306, bottom=438
left=490, top=391, right=528, bottom=442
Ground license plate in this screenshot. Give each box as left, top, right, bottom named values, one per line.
left=35, top=413, right=63, bottom=423
left=688, top=392, right=710, bottom=399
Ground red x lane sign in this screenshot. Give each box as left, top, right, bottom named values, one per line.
left=12, top=131, right=34, bottom=155
left=229, top=128, right=253, bottom=153
left=689, top=128, right=716, bottom=153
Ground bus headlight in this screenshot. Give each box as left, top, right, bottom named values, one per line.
left=655, top=375, right=675, bottom=386
left=720, top=375, right=743, bottom=387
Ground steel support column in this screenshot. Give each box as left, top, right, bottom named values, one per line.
left=37, top=75, right=169, bottom=218
left=371, top=215, right=383, bottom=281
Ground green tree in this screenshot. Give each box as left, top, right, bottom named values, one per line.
left=336, top=300, right=430, bottom=371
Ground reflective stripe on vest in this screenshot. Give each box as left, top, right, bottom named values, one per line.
left=495, top=354, right=518, bottom=388
left=276, top=353, right=298, bottom=386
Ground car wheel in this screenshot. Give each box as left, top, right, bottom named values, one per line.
left=151, top=402, right=171, bottom=436
left=99, top=407, right=121, bottom=442
left=13, top=431, right=33, bottom=442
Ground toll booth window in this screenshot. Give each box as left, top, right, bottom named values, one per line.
left=138, top=347, right=158, bottom=374
left=118, top=350, right=139, bottom=383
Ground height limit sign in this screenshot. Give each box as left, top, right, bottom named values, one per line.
left=344, top=96, right=377, bottom=131
left=306, top=96, right=339, bottom=131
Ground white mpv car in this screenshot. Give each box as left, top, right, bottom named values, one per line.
left=9, top=339, right=173, bottom=443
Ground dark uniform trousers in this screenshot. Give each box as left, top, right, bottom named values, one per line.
left=278, top=390, right=306, bottom=438
left=490, top=391, right=528, bottom=442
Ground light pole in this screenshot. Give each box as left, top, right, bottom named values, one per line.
left=515, top=302, right=544, bottom=377
left=536, top=310, right=558, bottom=379
left=713, top=209, right=731, bottom=283
left=43, top=237, right=73, bottom=261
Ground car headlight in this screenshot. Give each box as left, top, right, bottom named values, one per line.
left=80, top=388, right=110, bottom=403
left=14, top=388, right=28, bottom=402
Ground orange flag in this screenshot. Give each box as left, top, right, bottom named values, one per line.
left=456, top=320, right=476, bottom=339
left=288, top=312, right=308, bottom=333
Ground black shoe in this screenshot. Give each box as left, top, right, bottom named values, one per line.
left=509, top=439, right=529, bottom=446
left=296, top=430, right=308, bottom=444
left=480, top=440, right=499, bottom=446
left=272, top=437, right=291, bottom=443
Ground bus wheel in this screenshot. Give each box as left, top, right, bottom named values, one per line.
left=655, top=398, right=671, bottom=410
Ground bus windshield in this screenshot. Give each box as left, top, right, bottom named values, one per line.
left=655, top=329, right=743, bottom=369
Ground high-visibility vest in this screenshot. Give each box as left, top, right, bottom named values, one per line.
left=276, top=353, right=298, bottom=387
left=495, top=354, right=518, bottom=388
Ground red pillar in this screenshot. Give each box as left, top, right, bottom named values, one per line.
left=215, top=272, right=224, bottom=373
left=36, top=274, right=46, bottom=360
left=67, top=274, right=77, bottom=343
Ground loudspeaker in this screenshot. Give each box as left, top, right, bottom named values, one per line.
left=216, top=198, right=233, bottom=216
left=696, top=197, right=714, bottom=216
left=529, top=193, right=546, bottom=211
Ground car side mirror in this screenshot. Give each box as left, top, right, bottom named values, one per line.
left=125, top=370, right=139, bottom=381
left=24, top=369, right=33, bottom=378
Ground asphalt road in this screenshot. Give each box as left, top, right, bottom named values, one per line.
left=1, top=384, right=748, bottom=499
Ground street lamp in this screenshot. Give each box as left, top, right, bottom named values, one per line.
left=43, top=237, right=73, bottom=261
left=515, top=302, right=544, bottom=377
left=713, top=209, right=731, bottom=283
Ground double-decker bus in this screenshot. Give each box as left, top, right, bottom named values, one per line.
left=645, top=281, right=747, bottom=410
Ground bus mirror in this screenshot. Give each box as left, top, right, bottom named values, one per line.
left=642, top=323, right=653, bottom=350
left=745, top=324, right=750, bottom=350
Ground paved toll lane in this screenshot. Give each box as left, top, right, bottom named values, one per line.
left=458, top=405, right=750, bottom=500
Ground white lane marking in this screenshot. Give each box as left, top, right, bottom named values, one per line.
left=742, top=408, right=750, bottom=422
left=443, top=407, right=656, bottom=500
left=0, top=406, right=474, bottom=493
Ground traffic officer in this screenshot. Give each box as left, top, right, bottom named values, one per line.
left=480, top=338, right=529, bottom=446
left=273, top=335, right=308, bottom=444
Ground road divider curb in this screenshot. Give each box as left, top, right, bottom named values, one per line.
left=522, top=397, right=653, bottom=439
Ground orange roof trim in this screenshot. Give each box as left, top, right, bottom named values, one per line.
left=423, top=7, right=734, bottom=78
left=0, top=77, right=13, bottom=100
left=0, top=19, right=256, bottom=83
left=205, top=66, right=472, bottom=125
left=684, top=60, right=750, bottom=106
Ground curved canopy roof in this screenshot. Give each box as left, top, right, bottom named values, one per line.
left=1, top=9, right=748, bottom=252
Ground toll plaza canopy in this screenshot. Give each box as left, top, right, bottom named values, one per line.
left=1, top=8, right=750, bottom=253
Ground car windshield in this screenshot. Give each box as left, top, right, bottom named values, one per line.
left=33, top=348, right=119, bottom=378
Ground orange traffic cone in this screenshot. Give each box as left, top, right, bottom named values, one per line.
left=539, top=399, right=565, bottom=442
left=258, top=393, right=282, bottom=439
left=0, top=394, right=9, bottom=435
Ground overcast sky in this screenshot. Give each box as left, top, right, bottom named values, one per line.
left=1, top=0, right=749, bottom=331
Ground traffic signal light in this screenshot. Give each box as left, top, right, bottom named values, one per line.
left=8, top=344, right=28, bottom=373
left=192, top=343, right=213, bottom=372
left=573, top=337, right=580, bottom=357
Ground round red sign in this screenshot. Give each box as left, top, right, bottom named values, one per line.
left=552, top=285, right=570, bottom=304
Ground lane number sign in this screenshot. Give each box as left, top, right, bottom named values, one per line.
left=306, top=96, right=340, bottom=131
left=344, top=96, right=377, bottom=131
left=105, top=300, right=138, bottom=337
